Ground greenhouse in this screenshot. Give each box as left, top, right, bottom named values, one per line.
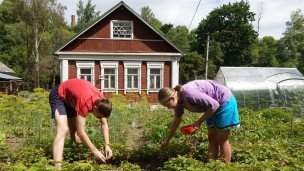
left=215, top=67, right=304, bottom=117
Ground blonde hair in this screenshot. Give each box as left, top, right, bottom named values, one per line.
left=158, top=85, right=183, bottom=104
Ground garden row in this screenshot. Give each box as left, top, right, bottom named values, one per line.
left=0, top=89, right=303, bottom=170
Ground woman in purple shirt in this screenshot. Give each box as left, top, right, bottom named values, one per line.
left=158, top=80, right=240, bottom=163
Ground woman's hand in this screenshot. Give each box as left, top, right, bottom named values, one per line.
left=92, top=150, right=106, bottom=163
left=160, top=140, right=169, bottom=151
left=193, top=119, right=203, bottom=130
left=105, top=144, right=113, bottom=160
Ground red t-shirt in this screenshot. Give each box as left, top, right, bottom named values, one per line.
left=58, top=78, right=104, bottom=117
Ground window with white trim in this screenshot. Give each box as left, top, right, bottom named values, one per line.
left=76, top=61, right=95, bottom=85
left=124, top=61, right=141, bottom=93
left=111, top=20, right=133, bottom=39
left=100, top=62, right=118, bottom=92
left=147, top=62, right=164, bottom=92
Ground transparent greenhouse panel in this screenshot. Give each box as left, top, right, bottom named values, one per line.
left=215, top=67, right=304, bottom=116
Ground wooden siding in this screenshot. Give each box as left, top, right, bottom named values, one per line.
left=94, top=61, right=101, bottom=88
left=61, top=5, right=178, bottom=53
left=68, top=61, right=77, bottom=79
left=67, top=60, right=172, bottom=103
left=163, top=62, right=171, bottom=88
left=62, top=39, right=177, bottom=53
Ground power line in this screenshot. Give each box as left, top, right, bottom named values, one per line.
left=188, top=0, right=202, bottom=30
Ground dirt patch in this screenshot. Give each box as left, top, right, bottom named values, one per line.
left=5, top=138, right=23, bottom=149
left=128, top=121, right=146, bottom=149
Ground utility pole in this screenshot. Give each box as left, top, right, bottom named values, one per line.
left=205, top=33, right=210, bottom=80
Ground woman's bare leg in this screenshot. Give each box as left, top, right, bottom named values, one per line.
left=217, top=130, right=231, bottom=163
left=207, top=127, right=219, bottom=161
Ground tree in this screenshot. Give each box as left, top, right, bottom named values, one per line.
left=257, top=1, right=264, bottom=35
left=165, top=25, right=190, bottom=53
left=140, top=6, right=162, bottom=31
left=22, top=0, right=69, bottom=86
left=75, top=0, right=100, bottom=33
left=0, top=0, right=72, bottom=86
left=0, top=0, right=29, bottom=78
left=161, top=23, right=173, bottom=34
left=179, top=52, right=205, bottom=84
left=278, top=9, right=304, bottom=72
left=256, top=36, right=279, bottom=67
left=193, top=1, right=258, bottom=67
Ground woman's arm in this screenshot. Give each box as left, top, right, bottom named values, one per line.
left=160, top=117, right=181, bottom=151
left=100, top=117, right=113, bottom=160
left=76, top=115, right=106, bottom=163
left=194, top=106, right=219, bottom=128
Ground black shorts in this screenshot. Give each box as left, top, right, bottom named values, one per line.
left=49, top=85, right=76, bottom=118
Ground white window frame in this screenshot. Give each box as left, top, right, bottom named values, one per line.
left=124, top=61, right=141, bottom=94
left=147, top=62, right=164, bottom=93
left=110, top=20, right=133, bottom=39
left=76, top=61, right=95, bottom=85
left=100, top=61, right=119, bottom=93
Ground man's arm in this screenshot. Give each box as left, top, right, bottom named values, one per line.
left=100, top=117, right=112, bottom=160
left=76, top=115, right=106, bottom=162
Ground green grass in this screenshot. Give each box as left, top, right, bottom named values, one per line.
left=0, top=92, right=303, bottom=170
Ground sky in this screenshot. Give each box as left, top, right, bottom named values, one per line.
left=1, top=0, right=303, bottom=39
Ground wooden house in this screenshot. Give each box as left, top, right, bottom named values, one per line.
left=54, top=1, right=183, bottom=103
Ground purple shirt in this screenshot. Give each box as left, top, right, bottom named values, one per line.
left=174, top=80, right=232, bottom=118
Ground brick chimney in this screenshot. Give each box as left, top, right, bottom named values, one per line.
left=71, top=15, right=76, bottom=27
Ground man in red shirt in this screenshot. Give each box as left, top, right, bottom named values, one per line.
left=49, top=78, right=112, bottom=168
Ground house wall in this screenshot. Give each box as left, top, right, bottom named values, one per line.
left=66, top=60, right=172, bottom=104
left=61, top=5, right=177, bottom=53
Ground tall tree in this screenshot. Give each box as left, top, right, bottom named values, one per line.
left=165, top=25, right=190, bottom=53
left=278, top=9, right=304, bottom=72
left=0, top=0, right=72, bottom=86
left=257, top=36, right=279, bottom=67
left=193, top=1, right=258, bottom=67
left=179, top=52, right=205, bottom=84
left=0, top=0, right=29, bottom=78
left=22, top=0, right=69, bottom=86
left=140, top=6, right=162, bottom=31
left=75, top=0, right=100, bottom=33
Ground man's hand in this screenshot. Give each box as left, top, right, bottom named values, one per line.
left=105, top=144, right=113, bottom=160
left=93, top=150, right=106, bottom=163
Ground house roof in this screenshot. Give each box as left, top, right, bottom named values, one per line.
left=54, top=1, right=183, bottom=56
left=0, top=62, right=14, bottom=73
left=0, top=73, right=22, bottom=80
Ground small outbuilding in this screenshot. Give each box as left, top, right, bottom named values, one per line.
left=215, top=67, right=304, bottom=117
left=0, top=61, right=22, bottom=94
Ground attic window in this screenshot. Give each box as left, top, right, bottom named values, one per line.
left=111, top=20, right=133, bottom=39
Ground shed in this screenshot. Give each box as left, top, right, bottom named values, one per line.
left=0, top=61, right=22, bottom=94
left=215, top=67, right=304, bottom=116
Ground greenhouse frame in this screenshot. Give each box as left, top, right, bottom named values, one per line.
left=215, top=67, right=304, bottom=117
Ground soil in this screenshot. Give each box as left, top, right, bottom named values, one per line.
left=5, top=138, right=23, bottom=149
